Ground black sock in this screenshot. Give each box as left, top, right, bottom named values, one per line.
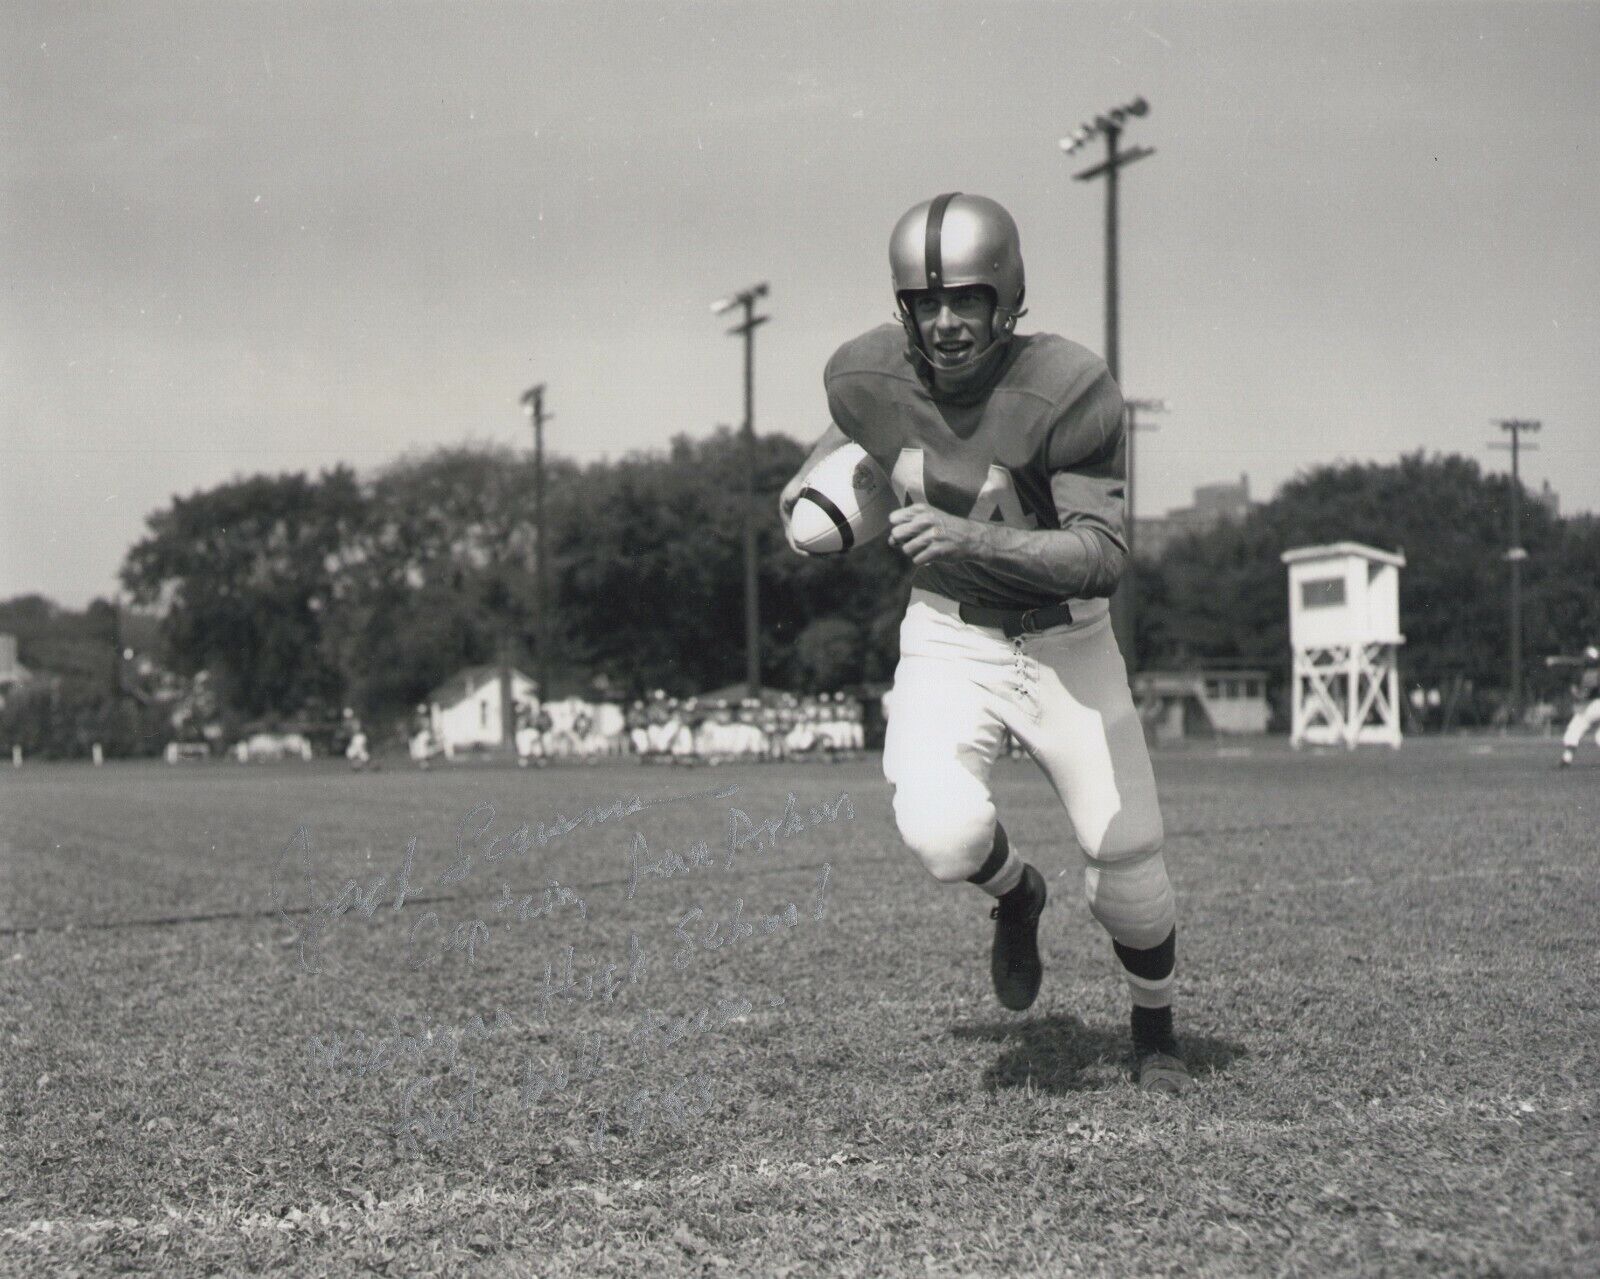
left=1114, top=928, right=1176, bottom=982
left=999, top=857, right=1037, bottom=906
left=967, top=823, right=1011, bottom=888
left=1131, top=1005, right=1176, bottom=1052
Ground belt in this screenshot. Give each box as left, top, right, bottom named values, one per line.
left=957, top=600, right=1075, bottom=637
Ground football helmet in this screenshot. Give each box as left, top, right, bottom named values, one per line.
left=890, top=193, right=1027, bottom=358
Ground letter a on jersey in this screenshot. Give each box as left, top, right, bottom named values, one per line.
left=890, top=448, right=1039, bottom=530
left=968, top=466, right=1040, bottom=529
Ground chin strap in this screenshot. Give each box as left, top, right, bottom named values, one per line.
left=896, top=306, right=1027, bottom=372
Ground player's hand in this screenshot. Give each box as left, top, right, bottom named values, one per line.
left=779, top=469, right=809, bottom=521
left=888, top=503, right=979, bottom=565
left=779, top=471, right=811, bottom=553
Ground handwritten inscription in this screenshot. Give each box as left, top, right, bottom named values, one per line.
left=269, top=783, right=740, bottom=973
left=628, top=989, right=784, bottom=1057
left=308, top=1007, right=511, bottom=1079
left=278, top=784, right=851, bottom=1153
left=436, top=784, right=742, bottom=890
left=402, top=882, right=592, bottom=971
left=628, top=791, right=854, bottom=898
left=672, top=864, right=832, bottom=970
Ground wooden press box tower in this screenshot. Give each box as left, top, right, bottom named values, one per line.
left=1280, top=542, right=1406, bottom=748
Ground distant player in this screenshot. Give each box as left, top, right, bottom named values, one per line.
left=1558, top=646, right=1600, bottom=768
left=573, top=707, right=595, bottom=758
left=409, top=704, right=437, bottom=769
left=515, top=702, right=543, bottom=768
left=344, top=714, right=370, bottom=771
left=780, top=193, right=1189, bottom=1092
left=626, top=700, right=650, bottom=757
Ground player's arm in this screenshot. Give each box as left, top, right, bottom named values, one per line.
left=778, top=421, right=851, bottom=522
left=889, top=489, right=1126, bottom=598
left=889, top=368, right=1129, bottom=599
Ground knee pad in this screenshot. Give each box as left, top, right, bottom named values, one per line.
left=1084, top=849, right=1175, bottom=950
left=892, top=767, right=996, bottom=884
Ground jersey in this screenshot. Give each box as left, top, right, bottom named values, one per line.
left=824, top=323, right=1127, bottom=612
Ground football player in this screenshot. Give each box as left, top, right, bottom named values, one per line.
left=344, top=725, right=370, bottom=771
left=780, top=194, right=1190, bottom=1093
left=1559, top=645, right=1600, bottom=768
left=515, top=701, right=544, bottom=769
left=409, top=704, right=437, bottom=770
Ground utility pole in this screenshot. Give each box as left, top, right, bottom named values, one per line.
left=1122, top=398, right=1168, bottom=567
left=521, top=384, right=553, bottom=728
left=1489, top=418, right=1541, bottom=725
left=109, top=594, right=123, bottom=701
left=1117, top=397, right=1167, bottom=674
left=711, top=282, right=771, bottom=698
left=1061, top=96, right=1154, bottom=656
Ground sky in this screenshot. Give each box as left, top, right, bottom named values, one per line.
left=4, top=0, right=1597, bottom=608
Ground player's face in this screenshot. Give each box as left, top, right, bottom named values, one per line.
left=910, top=286, right=997, bottom=382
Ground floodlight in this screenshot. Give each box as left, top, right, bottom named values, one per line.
left=712, top=282, right=769, bottom=316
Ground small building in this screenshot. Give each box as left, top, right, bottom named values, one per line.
left=1138, top=474, right=1253, bottom=560
left=0, top=633, right=32, bottom=705
left=1134, top=668, right=1271, bottom=742
left=1199, top=670, right=1273, bottom=734
left=427, top=666, right=540, bottom=753
left=1281, top=541, right=1406, bottom=749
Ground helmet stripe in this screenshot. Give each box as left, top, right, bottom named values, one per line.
left=924, top=192, right=960, bottom=289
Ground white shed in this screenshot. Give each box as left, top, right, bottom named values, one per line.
left=1281, top=542, right=1406, bottom=748
left=428, top=666, right=540, bottom=753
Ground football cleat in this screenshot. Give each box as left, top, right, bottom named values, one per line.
left=1134, top=1047, right=1193, bottom=1096
left=989, top=862, right=1047, bottom=1011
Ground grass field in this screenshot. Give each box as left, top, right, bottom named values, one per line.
left=2, top=740, right=1596, bottom=1277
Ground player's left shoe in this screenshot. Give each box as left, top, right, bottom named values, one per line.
left=990, top=862, right=1047, bottom=1011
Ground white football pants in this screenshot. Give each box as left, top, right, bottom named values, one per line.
left=884, top=589, right=1174, bottom=953
left=1562, top=698, right=1600, bottom=749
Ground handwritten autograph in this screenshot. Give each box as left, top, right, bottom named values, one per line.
left=626, top=791, right=854, bottom=898
left=276, top=781, right=850, bottom=1154
left=268, top=782, right=741, bottom=973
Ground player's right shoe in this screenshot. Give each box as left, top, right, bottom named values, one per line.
left=990, top=862, right=1047, bottom=1011
left=1130, top=1006, right=1192, bottom=1094
left=1134, top=1047, right=1193, bottom=1095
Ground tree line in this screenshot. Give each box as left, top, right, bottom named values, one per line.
left=1136, top=452, right=1600, bottom=727
left=112, top=429, right=910, bottom=741
left=5, top=436, right=1596, bottom=755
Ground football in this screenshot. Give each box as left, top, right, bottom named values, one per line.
left=787, top=442, right=895, bottom=556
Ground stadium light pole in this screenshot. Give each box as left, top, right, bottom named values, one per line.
left=521, top=385, right=554, bottom=717
left=1489, top=418, right=1541, bottom=724
left=1061, top=96, right=1154, bottom=660
left=711, top=282, right=771, bottom=698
